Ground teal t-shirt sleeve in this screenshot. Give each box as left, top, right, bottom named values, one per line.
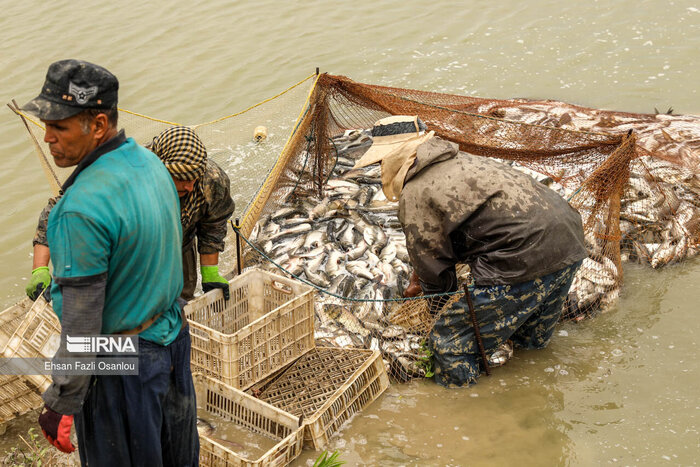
left=50, top=212, right=110, bottom=278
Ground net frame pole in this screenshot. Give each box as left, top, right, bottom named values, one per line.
left=7, top=100, right=62, bottom=196
left=234, top=218, right=243, bottom=275
left=464, top=282, right=491, bottom=377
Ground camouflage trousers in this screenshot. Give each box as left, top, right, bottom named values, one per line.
left=430, top=260, right=582, bottom=388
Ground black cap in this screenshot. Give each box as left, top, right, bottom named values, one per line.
left=22, top=59, right=119, bottom=120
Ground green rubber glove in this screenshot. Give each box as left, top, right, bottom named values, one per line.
left=200, top=265, right=230, bottom=300
left=26, top=266, right=51, bottom=301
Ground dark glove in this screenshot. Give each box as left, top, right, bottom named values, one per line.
left=26, top=266, right=51, bottom=301
left=200, top=265, right=230, bottom=300
left=38, top=405, right=76, bottom=453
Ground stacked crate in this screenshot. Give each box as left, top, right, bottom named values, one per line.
left=185, top=268, right=390, bottom=465
left=0, top=296, right=61, bottom=433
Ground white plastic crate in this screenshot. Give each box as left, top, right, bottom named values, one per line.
left=185, top=269, right=315, bottom=389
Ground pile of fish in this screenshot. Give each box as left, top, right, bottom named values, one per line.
left=248, top=131, right=432, bottom=379
left=480, top=100, right=700, bottom=266
left=620, top=156, right=700, bottom=268
left=505, top=153, right=700, bottom=316
left=472, top=99, right=700, bottom=169
left=475, top=101, right=700, bottom=315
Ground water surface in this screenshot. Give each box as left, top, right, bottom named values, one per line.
left=1, top=1, right=698, bottom=464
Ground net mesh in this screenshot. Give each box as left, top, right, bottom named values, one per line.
left=13, top=73, right=700, bottom=384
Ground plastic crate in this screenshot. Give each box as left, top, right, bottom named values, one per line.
left=0, top=297, right=51, bottom=430
left=194, top=374, right=303, bottom=467
left=185, top=269, right=315, bottom=390
left=3, top=295, right=61, bottom=393
left=0, top=375, right=44, bottom=432
left=251, top=347, right=390, bottom=450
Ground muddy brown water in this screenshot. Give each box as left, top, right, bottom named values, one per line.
left=1, top=1, right=698, bottom=465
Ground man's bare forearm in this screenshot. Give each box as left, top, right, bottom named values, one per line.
left=199, top=252, right=219, bottom=266
left=33, top=244, right=51, bottom=269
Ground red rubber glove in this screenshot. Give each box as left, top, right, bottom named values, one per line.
left=38, top=405, right=76, bottom=453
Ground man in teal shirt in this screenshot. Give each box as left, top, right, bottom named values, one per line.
left=22, top=59, right=198, bottom=465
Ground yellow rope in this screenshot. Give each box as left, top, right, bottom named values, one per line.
left=117, top=108, right=181, bottom=126
left=14, top=74, right=315, bottom=130
left=239, top=73, right=321, bottom=230
left=192, top=74, right=316, bottom=129
left=11, top=73, right=317, bottom=199
left=8, top=105, right=61, bottom=195
left=14, top=110, right=45, bottom=129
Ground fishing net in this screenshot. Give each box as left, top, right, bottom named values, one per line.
left=12, top=73, right=700, bottom=384
left=237, top=74, right=700, bottom=382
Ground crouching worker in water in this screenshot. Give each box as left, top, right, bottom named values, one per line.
left=353, top=115, right=587, bottom=387
left=28, top=128, right=235, bottom=302
left=22, top=59, right=199, bottom=464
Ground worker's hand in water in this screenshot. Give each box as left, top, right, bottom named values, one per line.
left=26, top=266, right=51, bottom=301
left=201, top=265, right=230, bottom=300
left=38, top=405, right=75, bottom=453
left=403, top=271, right=423, bottom=298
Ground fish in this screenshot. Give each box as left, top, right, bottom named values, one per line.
left=303, top=230, right=326, bottom=250
left=271, top=206, right=305, bottom=221
left=280, top=256, right=304, bottom=276
left=325, top=250, right=345, bottom=278
left=378, top=261, right=397, bottom=287
left=310, top=198, right=331, bottom=219
left=297, top=246, right=325, bottom=259
left=346, top=261, right=375, bottom=281
left=379, top=243, right=397, bottom=263
left=329, top=273, right=355, bottom=296
left=366, top=226, right=388, bottom=254
left=197, top=417, right=215, bottom=437
left=339, top=223, right=360, bottom=249
left=345, top=240, right=368, bottom=261
left=323, top=303, right=369, bottom=338
left=268, top=223, right=311, bottom=242
left=303, top=265, right=330, bottom=288
left=651, top=238, right=678, bottom=268
left=381, top=324, right=407, bottom=340
left=279, top=216, right=313, bottom=228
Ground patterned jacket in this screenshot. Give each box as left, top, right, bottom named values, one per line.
left=398, top=137, right=588, bottom=294
left=182, top=159, right=235, bottom=254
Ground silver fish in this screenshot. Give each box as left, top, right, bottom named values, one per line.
left=346, top=261, right=375, bottom=281
left=268, top=223, right=311, bottom=242
left=281, top=256, right=304, bottom=276
left=345, top=240, right=368, bottom=261
left=325, top=250, right=345, bottom=278
left=197, top=417, right=215, bottom=437
left=303, top=266, right=330, bottom=288
left=271, top=206, right=305, bottom=221
left=303, top=230, right=326, bottom=250
left=379, top=243, right=397, bottom=263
